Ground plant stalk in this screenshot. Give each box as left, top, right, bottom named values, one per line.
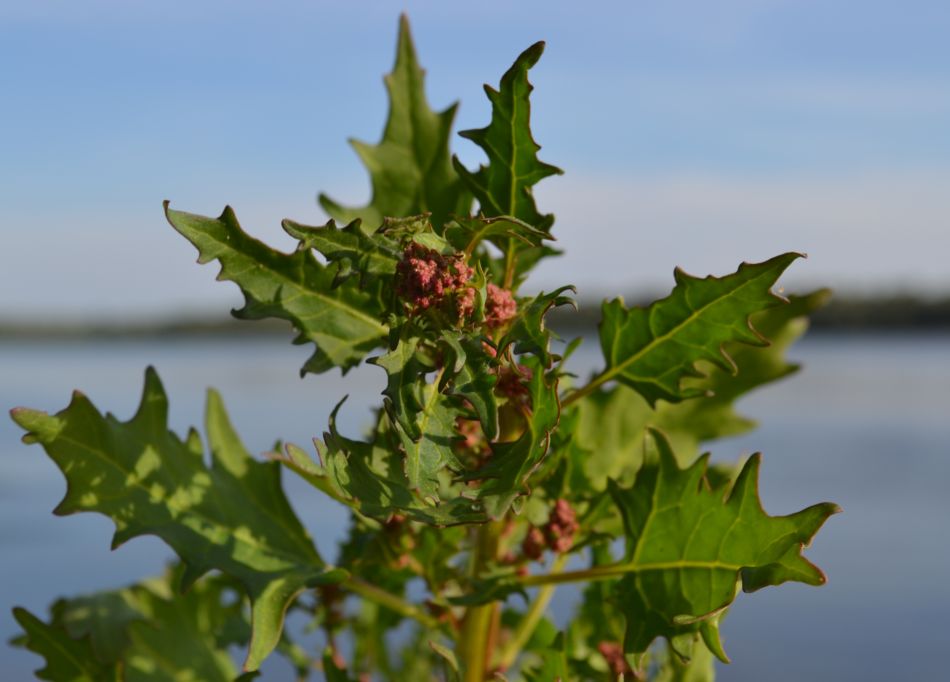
left=495, top=553, right=569, bottom=671
left=459, top=520, right=504, bottom=681
left=345, top=576, right=440, bottom=630
left=503, top=237, right=518, bottom=291
left=560, top=369, right=610, bottom=408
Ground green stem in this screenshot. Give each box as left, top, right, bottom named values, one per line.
left=503, top=237, right=518, bottom=291
left=496, top=553, right=569, bottom=671
left=515, top=557, right=745, bottom=589
left=560, top=369, right=610, bottom=409
left=459, top=521, right=504, bottom=681
left=345, top=577, right=440, bottom=630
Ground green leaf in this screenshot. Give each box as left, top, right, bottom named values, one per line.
left=282, top=216, right=402, bottom=287
left=388, top=381, right=465, bottom=500
left=453, top=42, right=562, bottom=231
left=444, top=215, right=550, bottom=254
left=78, top=574, right=246, bottom=681
left=438, top=333, right=499, bottom=441
left=428, top=640, right=460, bottom=680
left=523, top=632, right=569, bottom=681
left=597, top=253, right=801, bottom=406
left=471, top=355, right=561, bottom=519
left=608, top=430, right=839, bottom=661
left=369, top=335, right=433, bottom=440
left=11, top=607, right=115, bottom=682
left=653, top=638, right=716, bottom=682
left=165, top=202, right=388, bottom=374
left=51, top=591, right=142, bottom=665
left=668, top=288, right=831, bottom=447
left=13, top=568, right=260, bottom=682
left=566, top=288, right=828, bottom=493
left=319, top=15, right=471, bottom=230
left=498, top=285, right=576, bottom=367
left=277, top=406, right=486, bottom=526
left=11, top=368, right=346, bottom=671
left=369, top=336, right=467, bottom=498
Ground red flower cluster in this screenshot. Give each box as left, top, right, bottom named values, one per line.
left=495, top=363, right=532, bottom=404
left=485, top=282, right=517, bottom=328
left=520, top=498, right=580, bottom=559
left=545, top=498, right=580, bottom=553
left=597, top=641, right=634, bottom=676
left=395, top=242, right=474, bottom=317
left=521, top=526, right=546, bottom=560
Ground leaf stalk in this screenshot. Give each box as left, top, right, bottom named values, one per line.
left=495, top=553, right=569, bottom=671
left=344, top=577, right=441, bottom=630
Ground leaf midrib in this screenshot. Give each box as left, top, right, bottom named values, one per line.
left=19, top=613, right=103, bottom=678
left=603, top=266, right=780, bottom=387
left=194, top=224, right=388, bottom=333
left=54, top=431, right=321, bottom=573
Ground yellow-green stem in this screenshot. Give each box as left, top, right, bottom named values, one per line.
left=503, top=237, right=518, bottom=291
left=560, top=369, right=610, bottom=409
left=495, top=553, right=569, bottom=671
left=459, top=521, right=504, bottom=681
left=345, top=576, right=440, bottom=630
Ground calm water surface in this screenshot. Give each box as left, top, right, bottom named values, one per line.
left=1, top=333, right=947, bottom=680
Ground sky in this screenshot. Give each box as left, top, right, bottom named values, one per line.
left=1, top=0, right=948, bottom=321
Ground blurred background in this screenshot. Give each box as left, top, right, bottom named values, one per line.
left=1, top=1, right=947, bottom=679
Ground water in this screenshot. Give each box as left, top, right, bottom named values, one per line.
left=1, top=333, right=947, bottom=680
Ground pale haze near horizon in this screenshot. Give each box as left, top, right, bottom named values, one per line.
left=1, top=0, right=948, bottom=322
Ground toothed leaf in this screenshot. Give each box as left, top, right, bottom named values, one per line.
left=453, top=42, right=562, bottom=232
left=666, top=288, right=831, bottom=447
left=319, top=15, right=471, bottom=229
left=11, top=608, right=114, bottom=682
left=388, top=383, right=466, bottom=499
left=165, top=203, right=388, bottom=374
left=470, top=355, right=561, bottom=519
left=598, top=253, right=801, bottom=406
left=45, top=570, right=251, bottom=681
left=277, top=406, right=487, bottom=526
left=282, top=217, right=402, bottom=287
left=444, top=215, right=550, bottom=253
left=608, top=430, right=838, bottom=661
left=569, top=288, right=829, bottom=491
left=439, top=334, right=499, bottom=441
left=11, top=369, right=345, bottom=671
left=498, top=285, right=576, bottom=366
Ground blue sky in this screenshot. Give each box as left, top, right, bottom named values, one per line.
left=2, top=0, right=948, bottom=321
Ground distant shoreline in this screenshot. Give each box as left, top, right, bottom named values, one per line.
left=2, top=295, right=950, bottom=340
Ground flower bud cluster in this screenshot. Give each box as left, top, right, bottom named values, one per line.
left=495, top=362, right=533, bottom=406
left=485, top=283, right=517, bottom=328
left=395, top=242, right=474, bottom=319
left=597, top=641, right=634, bottom=676
left=394, top=243, right=519, bottom=330
left=521, top=498, right=580, bottom=559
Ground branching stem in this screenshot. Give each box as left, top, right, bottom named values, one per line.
left=459, top=521, right=504, bottom=681
left=495, top=553, right=569, bottom=671
left=344, top=576, right=440, bottom=630
left=559, top=370, right=610, bottom=409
